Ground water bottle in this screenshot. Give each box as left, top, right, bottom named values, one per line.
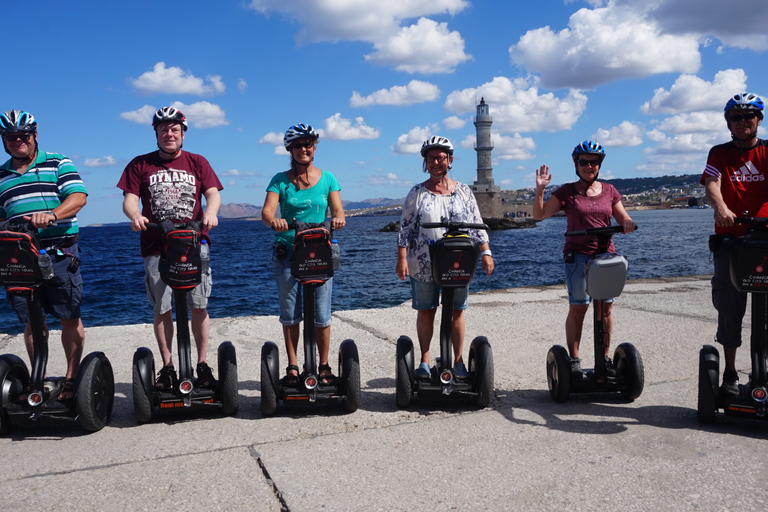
left=200, top=239, right=210, bottom=274
left=38, top=249, right=54, bottom=280
left=331, top=239, right=340, bottom=270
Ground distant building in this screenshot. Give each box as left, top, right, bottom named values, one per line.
left=471, top=98, right=503, bottom=217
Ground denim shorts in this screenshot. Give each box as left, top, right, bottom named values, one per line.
left=8, top=244, right=83, bottom=324
left=410, top=278, right=469, bottom=311
left=564, top=252, right=614, bottom=306
left=272, top=245, right=332, bottom=328
left=144, top=254, right=212, bottom=315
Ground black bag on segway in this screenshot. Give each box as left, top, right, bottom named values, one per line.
left=729, top=230, right=768, bottom=293
left=291, top=220, right=333, bottom=284
left=158, top=220, right=207, bottom=290
left=429, top=233, right=479, bottom=289
left=0, top=220, right=43, bottom=287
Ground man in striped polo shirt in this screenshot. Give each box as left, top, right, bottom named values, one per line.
left=0, top=110, right=88, bottom=401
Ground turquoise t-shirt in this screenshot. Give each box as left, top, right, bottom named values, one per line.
left=266, top=170, right=341, bottom=247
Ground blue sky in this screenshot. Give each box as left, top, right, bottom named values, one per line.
left=3, top=0, right=768, bottom=225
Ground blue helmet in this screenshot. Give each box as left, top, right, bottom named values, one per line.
left=0, top=110, right=37, bottom=133
left=284, top=123, right=319, bottom=150
left=724, top=93, right=764, bottom=120
left=571, top=140, right=605, bottom=162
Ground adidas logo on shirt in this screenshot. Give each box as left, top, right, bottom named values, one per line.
left=732, top=161, right=765, bottom=182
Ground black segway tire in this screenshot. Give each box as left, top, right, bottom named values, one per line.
left=218, top=341, right=238, bottom=416
left=614, top=343, right=644, bottom=401
left=469, top=337, right=494, bottom=408
left=132, top=348, right=155, bottom=424
left=339, top=339, right=360, bottom=412
left=396, top=336, right=414, bottom=409
left=0, top=354, right=29, bottom=434
left=76, top=352, right=115, bottom=432
left=697, top=345, right=720, bottom=424
left=260, top=342, right=279, bottom=416
left=546, top=345, right=571, bottom=402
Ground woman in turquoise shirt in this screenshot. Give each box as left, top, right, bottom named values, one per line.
left=261, top=124, right=346, bottom=386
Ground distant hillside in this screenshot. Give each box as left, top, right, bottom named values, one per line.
left=219, top=203, right=262, bottom=219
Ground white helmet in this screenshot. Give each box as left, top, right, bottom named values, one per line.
left=420, top=136, right=454, bottom=157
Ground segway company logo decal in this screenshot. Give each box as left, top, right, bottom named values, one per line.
left=757, top=257, right=767, bottom=274
left=10, top=257, right=17, bottom=264
left=731, top=161, right=764, bottom=182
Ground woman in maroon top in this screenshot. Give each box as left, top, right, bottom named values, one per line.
left=533, top=140, right=635, bottom=379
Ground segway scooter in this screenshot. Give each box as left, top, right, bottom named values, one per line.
left=131, top=221, right=238, bottom=423
left=395, top=219, right=494, bottom=408
left=260, top=220, right=360, bottom=415
left=0, top=221, right=114, bottom=433
left=698, top=215, right=768, bottom=423
left=546, top=224, right=644, bottom=402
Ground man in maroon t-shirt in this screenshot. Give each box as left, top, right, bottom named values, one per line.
left=701, top=92, right=768, bottom=396
left=117, top=107, right=223, bottom=390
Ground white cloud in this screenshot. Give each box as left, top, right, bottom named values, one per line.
left=350, top=80, right=440, bottom=107
left=391, top=124, right=439, bottom=155
left=168, top=101, right=228, bottom=129
left=640, top=69, right=749, bottom=115
left=119, top=105, right=156, bottom=125
left=130, top=62, right=226, bottom=96
left=259, top=131, right=287, bottom=155
left=509, top=4, right=700, bottom=89
left=444, top=77, right=588, bottom=133
left=364, top=18, right=471, bottom=74
left=221, top=169, right=258, bottom=177
left=247, top=1, right=471, bottom=74
left=321, top=113, right=380, bottom=140
left=591, top=121, right=644, bottom=147
left=460, top=132, right=536, bottom=161
left=237, top=79, right=248, bottom=93
left=442, top=116, right=466, bottom=130
left=367, top=171, right=412, bottom=187
left=655, top=112, right=726, bottom=136
left=83, top=156, right=117, bottom=168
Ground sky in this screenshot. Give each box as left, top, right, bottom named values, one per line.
left=3, top=0, right=768, bottom=225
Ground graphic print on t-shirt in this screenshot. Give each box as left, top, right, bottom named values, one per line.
left=149, top=168, right=197, bottom=221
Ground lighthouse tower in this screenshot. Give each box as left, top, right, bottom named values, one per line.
left=471, top=98, right=503, bottom=217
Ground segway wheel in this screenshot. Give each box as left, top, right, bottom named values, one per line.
left=614, top=343, right=644, bottom=401
left=217, top=341, right=238, bottom=416
left=546, top=345, right=571, bottom=402
left=0, top=354, right=29, bottom=435
left=260, top=342, right=279, bottom=416
left=396, top=336, right=414, bottom=409
left=339, top=339, right=360, bottom=413
left=76, top=352, right=115, bottom=432
left=469, top=336, right=494, bottom=408
left=697, top=345, right=720, bottom=424
left=132, top=348, right=155, bottom=424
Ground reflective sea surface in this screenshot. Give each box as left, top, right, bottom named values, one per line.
left=0, top=208, right=714, bottom=333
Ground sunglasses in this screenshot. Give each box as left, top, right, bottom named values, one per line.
left=426, top=156, right=448, bottom=164
left=291, top=142, right=315, bottom=150
left=2, top=132, right=32, bottom=142
left=577, top=159, right=601, bottom=167
left=729, top=112, right=758, bottom=122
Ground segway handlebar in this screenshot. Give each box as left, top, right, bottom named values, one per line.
left=421, top=221, right=489, bottom=231
left=734, top=215, right=768, bottom=227
left=565, top=224, right=637, bottom=237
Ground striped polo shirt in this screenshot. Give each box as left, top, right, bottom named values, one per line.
left=0, top=150, right=88, bottom=243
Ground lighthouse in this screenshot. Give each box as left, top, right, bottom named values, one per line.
left=471, top=98, right=503, bottom=217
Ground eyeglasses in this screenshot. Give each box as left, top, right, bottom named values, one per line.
left=1, top=132, right=32, bottom=142
left=577, top=159, right=601, bottom=167
left=291, top=142, right=315, bottom=150
left=729, top=112, right=758, bottom=122
left=426, top=156, right=448, bottom=164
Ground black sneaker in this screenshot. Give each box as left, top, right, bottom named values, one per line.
left=604, top=356, right=617, bottom=377
left=570, top=357, right=584, bottom=379
left=196, top=362, right=216, bottom=388
left=721, top=370, right=739, bottom=397
left=156, top=365, right=178, bottom=390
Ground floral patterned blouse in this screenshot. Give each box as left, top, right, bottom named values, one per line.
left=397, top=181, right=489, bottom=282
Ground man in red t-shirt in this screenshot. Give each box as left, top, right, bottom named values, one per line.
left=117, top=107, right=223, bottom=391
left=701, top=92, right=768, bottom=395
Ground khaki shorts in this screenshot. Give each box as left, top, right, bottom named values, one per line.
left=143, top=255, right=212, bottom=315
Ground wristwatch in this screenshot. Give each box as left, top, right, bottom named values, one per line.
left=481, top=249, right=492, bottom=257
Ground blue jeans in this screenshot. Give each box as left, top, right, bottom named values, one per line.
left=564, top=252, right=614, bottom=305
left=272, top=245, right=332, bottom=327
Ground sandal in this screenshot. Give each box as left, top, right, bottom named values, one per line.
left=58, top=378, right=75, bottom=402
left=318, top=364, right=336, bottom=386
left=283, top=365, right=299, bottom=387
